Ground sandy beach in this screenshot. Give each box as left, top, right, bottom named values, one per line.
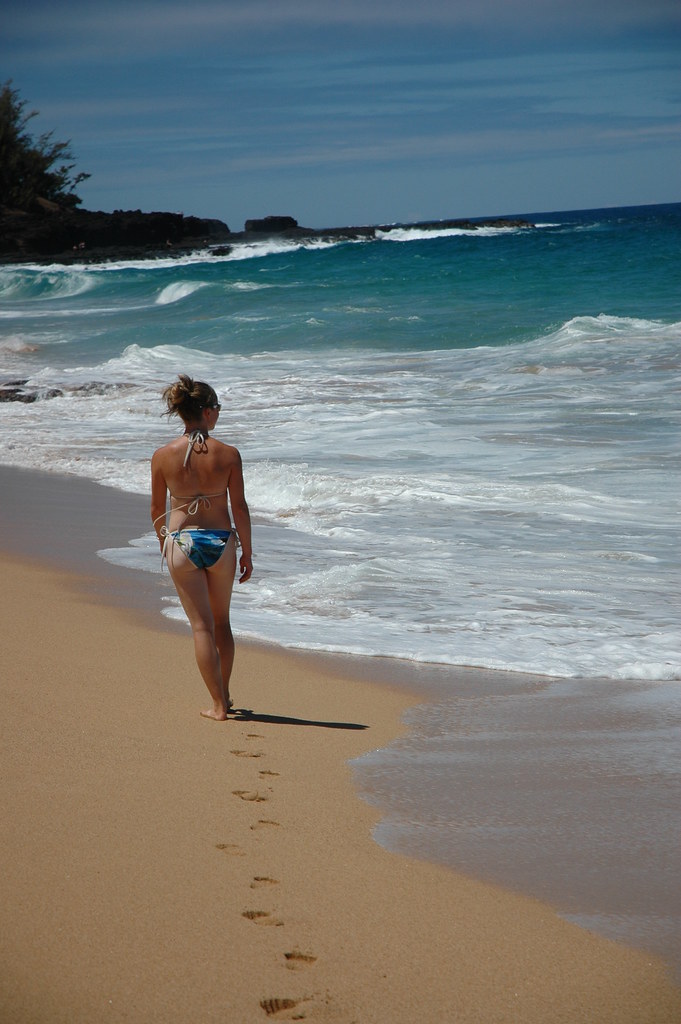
left=1, top=468, right=680, bottom=1023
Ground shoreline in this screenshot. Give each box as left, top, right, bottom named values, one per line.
left=1, top=464, right=680, bottom=1021
left=4, top=466, right=681, bottom=950
left=0, top=464, right=529, bottom=696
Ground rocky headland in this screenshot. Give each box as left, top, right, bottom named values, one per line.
left=0, top=205, right=534, bottom=264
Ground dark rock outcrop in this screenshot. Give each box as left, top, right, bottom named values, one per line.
left=243, top=215, right=299, bottom=234
left=0, top=205, right=231, bottom=262
left=0, top=379, right=136, bottom=403
left=0, top=379, right=62, bottom=403
left=1, top=203, right=535, bottom=265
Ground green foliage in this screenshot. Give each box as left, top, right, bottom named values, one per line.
left=0, top=80, right=90, bottom=210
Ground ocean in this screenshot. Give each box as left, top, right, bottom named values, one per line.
left=1, top=202, right=680, bottom=965
left=1, top=202, right=679, bottom=680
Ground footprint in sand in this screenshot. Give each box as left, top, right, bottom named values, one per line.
left=231, top=749, right=264, bottom=758
left=284, top=949, right=317, bottom=971
left=251, top=876, right=279, bottom=889
left=259, top=769, right=280, bottom=777
left=233, top=790, right=269, bottom=802
left=242, top=910, right=284, bottom=927
left=215, top=843, right=245, bottom=857
left=247, top=733, right=265, bottom=739
left=251, top=819, right=281, bottom=830
left=260, top=996, right=308, bottom=1019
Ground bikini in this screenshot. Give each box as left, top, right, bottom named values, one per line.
left=156, top=430, right=233, bottom=570
left=170, top=526, right=232, bottom=569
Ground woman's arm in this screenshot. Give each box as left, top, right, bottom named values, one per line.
left=228, top=449, right=253, bottom=583
left=150, top=451, right=169, bottom=551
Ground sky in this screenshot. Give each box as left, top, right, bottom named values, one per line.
left=2, top=1, right=680, bottom=229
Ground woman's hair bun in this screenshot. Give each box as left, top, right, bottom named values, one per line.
left=162, top=374, right=217, bottom=420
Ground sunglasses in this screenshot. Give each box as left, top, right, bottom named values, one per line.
left=205, top=403, right=221, bottom=411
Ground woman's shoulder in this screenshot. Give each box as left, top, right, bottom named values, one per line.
left=152, top=437, right=184, bottom=460
left=212, top=438, right=242, bottom=459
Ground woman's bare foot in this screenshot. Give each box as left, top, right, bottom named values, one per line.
left=200, top=695, right=234, bottom=720
left=200, top=706, right=229, bottom=721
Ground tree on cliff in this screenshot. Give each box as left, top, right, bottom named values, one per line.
left=0, top=80, right=90, bottom=210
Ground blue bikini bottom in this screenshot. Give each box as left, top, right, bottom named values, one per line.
left=170, top=529, right=232, bottom=569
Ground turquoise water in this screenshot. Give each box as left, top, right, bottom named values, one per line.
left=4, top=204, right=680, bottom=359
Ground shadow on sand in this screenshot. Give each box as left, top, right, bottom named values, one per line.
left=231, top=708, right=368, bottom=731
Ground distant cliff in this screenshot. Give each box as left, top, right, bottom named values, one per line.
left=0, top=204, right=232, bottom=262
left=0, top=204, right=534, bottom=263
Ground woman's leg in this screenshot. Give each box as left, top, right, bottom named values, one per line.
left=206, top=535, right=237, bottom=705
left=167, top=541, right=232, bottom=719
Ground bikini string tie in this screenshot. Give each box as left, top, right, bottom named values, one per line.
left=183, top=429, right=207, bottom=468
left=185, top=495, right=213, bottom=516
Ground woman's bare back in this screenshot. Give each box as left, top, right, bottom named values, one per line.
left=152, top=434, right=241, bottom=532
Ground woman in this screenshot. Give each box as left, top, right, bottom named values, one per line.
left=151, top=375, right=253, bottom=720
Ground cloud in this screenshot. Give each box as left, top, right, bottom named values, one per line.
left=4, top=0, right=680, bottom=66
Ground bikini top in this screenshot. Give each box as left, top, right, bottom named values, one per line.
left=168, top=491, right=225, bottom=516
left=171, top=429, right=226, bottom=513
left=154, top=430, right=228, bottom=565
